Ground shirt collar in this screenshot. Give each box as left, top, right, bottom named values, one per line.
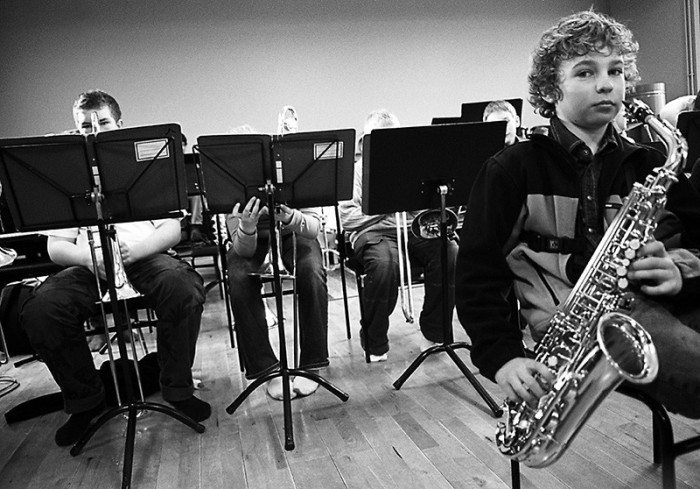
left=549, top=116, right=618, bottom=164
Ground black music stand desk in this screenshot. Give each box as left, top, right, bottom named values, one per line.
left=362, top=122, right=505, bottom=418
left=197, top=129, right=353, bottom=450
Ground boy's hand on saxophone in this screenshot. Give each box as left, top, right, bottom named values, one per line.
left=628, top=241, right=682, bottom=296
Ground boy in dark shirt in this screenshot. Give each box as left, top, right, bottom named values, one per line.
left=456, top=11, right=700, bottom=418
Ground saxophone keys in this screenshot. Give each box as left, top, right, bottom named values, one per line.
left=617, top=277, right=629, bottom=289
left=628, top=238, right=641, bottom=250
left=616, top=266, right=627, bottom=277
left=624, top=248, right=636, bottom=259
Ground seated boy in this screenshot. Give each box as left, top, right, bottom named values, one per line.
left=339, top=109, right=458, bottom=361
left=20, top=90, right=210, bottom=447
left=456, top=11, right=700, bottom=418
left=226, top=197, right=329, bottom=399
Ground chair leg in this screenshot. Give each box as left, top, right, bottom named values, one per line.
left=355, top=274, right=370, bottom=364
left=339, top=258, right=352, bottom=340
left=616, top=385, right=677, bottom=489
left=214, top=256, right=224, bottom=300
left=511, top=460, right=520, bottom=489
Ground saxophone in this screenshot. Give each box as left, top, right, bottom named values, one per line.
left=496, top=99, right=687, bottom=468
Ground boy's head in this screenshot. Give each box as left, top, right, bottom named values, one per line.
left=72, top=90, right=122, bottom=134
left=528, top=10, right=640, bottom=119
left=483, top=100, right=520, bottom=146
left=357, top=109, right=400, bottom=158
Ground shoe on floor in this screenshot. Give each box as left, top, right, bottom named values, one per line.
left=169, top=395, right=211, bottom=422
left=266, top=377, right=297, bottom=401
left=369, top=353, right=387, bottom=363
left=293, top=376, right=319, bottom=397
left=55, top=402, right=106, bottom=447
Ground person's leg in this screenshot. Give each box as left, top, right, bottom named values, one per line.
left=408, top=235, right=457, bottom=343
left=628, top=295, right=700, bottom=418
left=225, top=240, right=281, bottom=380
left=282, top=234, right=329, bottom=396
left=127, top=254, right=210, bottom=421
left=285, top=234, right=329, bottom=369
left=20, top=266, right=105, bottom=445
left=354, top=232, right=399, bottom=357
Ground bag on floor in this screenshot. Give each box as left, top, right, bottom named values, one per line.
left=99, top=352, right=161, bottom=406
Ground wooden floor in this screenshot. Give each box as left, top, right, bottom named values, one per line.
left=1, top=266, right=699, bottom=489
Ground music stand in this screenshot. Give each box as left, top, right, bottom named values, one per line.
left=431, top=116, right=464, bottom=125
left=0, top=125, right=204, bottom=489
left=362, top=122, right=504, bottom=417
left=197, top=129, right=353, bottom=451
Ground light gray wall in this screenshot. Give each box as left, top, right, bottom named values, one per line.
left=1, top=0, right=605, bottom=140
left=610, top=0, right=690, bottom=104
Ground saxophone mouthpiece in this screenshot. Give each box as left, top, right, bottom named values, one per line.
left=624, top=98, right=655, bottom=122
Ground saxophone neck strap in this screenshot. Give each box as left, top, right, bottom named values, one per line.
left=520, top=230, right=586, bottom=255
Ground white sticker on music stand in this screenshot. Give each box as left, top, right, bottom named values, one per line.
left=314, top=141, right=343, bottom=160
left=134, top=139, right=170, bottom=162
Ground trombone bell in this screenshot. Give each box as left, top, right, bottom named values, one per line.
left=102, top=229, right=141, bottom=302
left=411, top=208, right=458, bottom=240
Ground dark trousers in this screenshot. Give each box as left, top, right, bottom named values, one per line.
left=20, top=254, right=205, bottom=413
left=227, top=233, right=329, bottom=379
left=629, top=294, right=700, bottom=418
left=354, top=230, right=457, bottom=355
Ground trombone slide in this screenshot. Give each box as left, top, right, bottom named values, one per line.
left=395, top=211, right=415, bottom=323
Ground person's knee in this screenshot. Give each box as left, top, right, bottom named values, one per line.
left=295, top=255, right=325, bottom=283
left=20, top=292, right=73, bottom=348
left=158, top=268, right=205, bottom=310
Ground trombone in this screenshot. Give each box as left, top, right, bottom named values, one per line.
left=88, top=227, right=147, bottom=405
left=395, top=208, right=459, bottom=324
left=395, top=211, right=415, bottom=323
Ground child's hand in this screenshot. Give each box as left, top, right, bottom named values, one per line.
left=627, top=241, right=682, bottom=296
left=231, top=197, right=268, bottom=234
left=495, top=357, right=554, bottom=406
left=275, top=204, right=295, bottom=225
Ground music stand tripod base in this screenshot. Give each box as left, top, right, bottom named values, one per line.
left=226, top=368, right=349, bottom=451
left=391, top=195, right=502, bottom=418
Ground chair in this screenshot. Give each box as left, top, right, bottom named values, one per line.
left=615, top=385, right=700, bottom=489
left=86, top=294, right=156, bottom=357
left=319, top=206, right=353, bottom=341
left=174, top=210, right=225, bottom=299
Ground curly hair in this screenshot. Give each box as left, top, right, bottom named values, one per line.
left=72, top=89, right=122, bottom=122
left=528, top=10, right=640, bottom=118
